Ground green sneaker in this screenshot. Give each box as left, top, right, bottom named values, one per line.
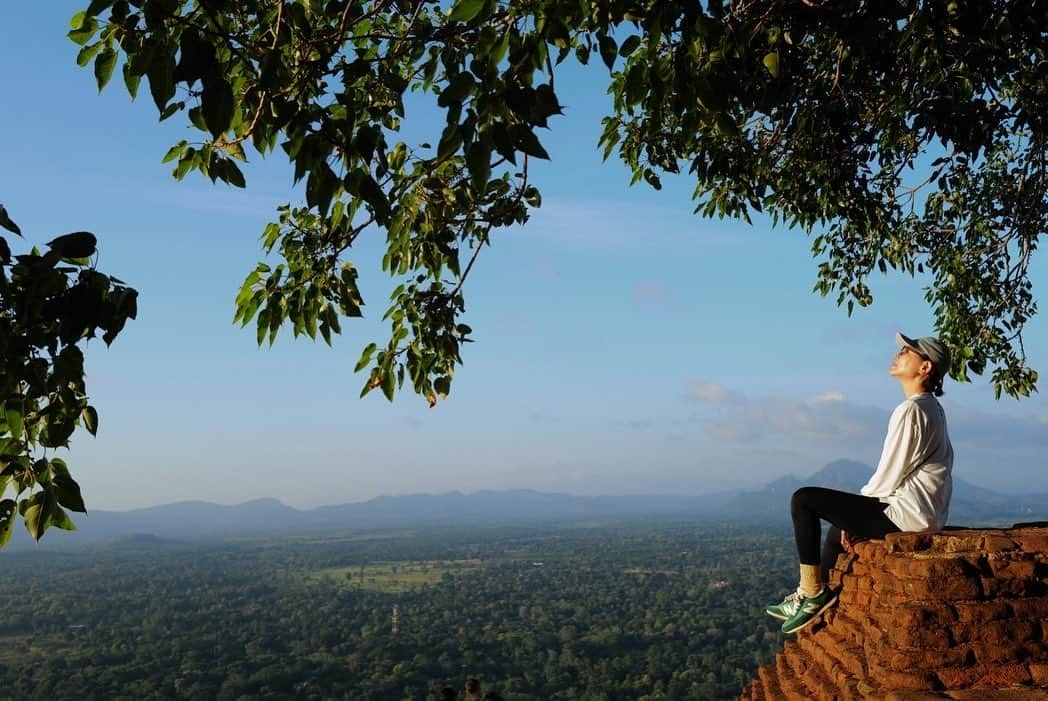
left=765, top=589, right=803, bottom=621
left=781, top=586, right=838, bottom=634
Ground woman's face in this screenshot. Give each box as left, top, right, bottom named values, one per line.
left=890, top=345, right=933, bottom=383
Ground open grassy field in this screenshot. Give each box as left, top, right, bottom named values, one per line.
left=309, top=559, right=483, bottom=593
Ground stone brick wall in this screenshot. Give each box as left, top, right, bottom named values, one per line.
left=741, top=526, right=1048, bottom=700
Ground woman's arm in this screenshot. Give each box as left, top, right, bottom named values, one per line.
left=861, top=403, right=924, bottom=498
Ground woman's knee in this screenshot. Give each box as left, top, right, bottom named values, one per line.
left=791, top=486, right=819, bottom=513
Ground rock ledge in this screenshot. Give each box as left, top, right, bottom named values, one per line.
left=741, top=525, right=1048, bottom=700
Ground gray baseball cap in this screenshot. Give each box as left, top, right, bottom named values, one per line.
left=896, top=332, right=951, bottom=372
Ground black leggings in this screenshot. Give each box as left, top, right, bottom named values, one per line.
left=791, top=487, right=900, bottom=577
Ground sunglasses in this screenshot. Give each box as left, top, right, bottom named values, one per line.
left=898, top=346, right=929, bottom=361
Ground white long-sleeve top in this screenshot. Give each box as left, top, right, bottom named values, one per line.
left=860, top=393, right=953, bottom=532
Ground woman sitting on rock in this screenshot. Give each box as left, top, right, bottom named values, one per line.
left=767, top=332, right=954, bottom=634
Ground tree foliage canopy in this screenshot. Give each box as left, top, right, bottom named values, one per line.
left=0, top=206, right=137, bottom=545
left=70, top=0, right=1046, bottom=401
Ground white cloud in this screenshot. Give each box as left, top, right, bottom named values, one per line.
left=704, top=394, right=884, bottom=444
left=685, top=380, right=733, bottom=403
left=808, top=391, right=846, bottom=405
left=679, top=382, right=1048, bottom=494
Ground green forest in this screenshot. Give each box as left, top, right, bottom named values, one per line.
left=0, top=522, right=796, bottom=700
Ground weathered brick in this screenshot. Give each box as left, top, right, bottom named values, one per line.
left=952, top=619, right=1037, bottom=647
left=851, top=541, right=880, bottom=560
left=838, top=551, right=859, bottom=570
left=974, top=662, right=1031, bottom=687
left=943, top=688, right=1048, bottom=700
left=968, top=637, right=1043, bottom=666
left=819, top=629, right=866, bottom=679
left=885, top=622, right=953, bottom=650
left=884, top=644, right=973, bottom=671
left=882, top=574, right=983, bottom=600
left=931, top=532, right=983, bottom=553
left=885, top=532, right=934, bottom=553
left=738, top=524, right=1048, bottom=701
left=981, top=532, right=1020, bottom=553
left=987, top=555, right=1038, bottom=579
left=953, top=600, right=1012, bottom=624
left=868, top=661, right=938, bottom=691
left=775, top=660, right=809, bottom=701
left=1007, top=596, right=1048, bottom=619
left=1029, top=661, right=1048, bottom=685
left=854, top=575, right=874, bottom=593
left=879, top=590, right=927, bottom=609
left=837, top=587, right=863, bottom=607
left=891, top=602, right=958, bottom=628
left=888, top=554, right=982, bottom=580
left=855, top=561, right=879, bottom=578
left=937, top=664, right=988, bottom=688
left=758, top=664, right=783, bottom=700
left=982, top=576, right=1046, bottom=598
left=1014, top=530, right=1048, bottom=553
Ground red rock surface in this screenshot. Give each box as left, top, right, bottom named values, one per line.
left=740, top=526, right=1048, bottom=700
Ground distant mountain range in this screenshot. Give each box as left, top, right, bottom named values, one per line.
left=10, top=459, right=1048, bottom=550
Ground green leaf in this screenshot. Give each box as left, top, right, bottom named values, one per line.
left=492, top=28, right=511, bottom=66
left=85, top=0, right=115, bottom=17
left=221, top=159, right=246, bottom=188
left=123, top=63, right=142, bottom=99
left=467, top=141, right=492, bottom=192
left=358, top=176, right=390, bottom=222
left=763, top=51, right=780, bottom=78
left=619, top=35, right=642, bottom=57
left=448, top=0, right=484, bottom=23
left=77, top=42, right=103, bottom=68
left=0, top=500, right=15, bottom=549
left=50, top=459, right=87, bottom=513
left=4, top=400, right=22, bottom=440
left=48, top=231, right=98, bottom=259
left=694, top=78, right=727, bottom=112
left=82, top=406, right=99, bottom=436
left=0, top=205, right=21, bottom=235
left=147, top=45, right=176, bottom=112
left=162, top=141, right=188, bottom=164
left=624, top=64, right=647, bottom=106
left=68, top=14, right=99, bottom=46
left=513, top=127, right=550, bottom=160
left=202, top=74, right=235, bottom=138
left=94, top=48, right=118, bottom=92
left=598, top=35, right=618, bottom=69
left=523, top=186, right=541, bottom=207
left=437, top=124, right=463, bottom=161
left=305, top=163, right=338, bottom=215
left=20, top=492, right=49, bottom=542
left=354, top=343, right=377, bottom=372
left=49, top=504, right=77, bottom=532
left=438, top=72, right=475, bottom=108
left=715, top=113, right=740, bottom=136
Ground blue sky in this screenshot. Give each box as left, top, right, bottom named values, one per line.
left=3, top=4, right=1047, bottom=510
